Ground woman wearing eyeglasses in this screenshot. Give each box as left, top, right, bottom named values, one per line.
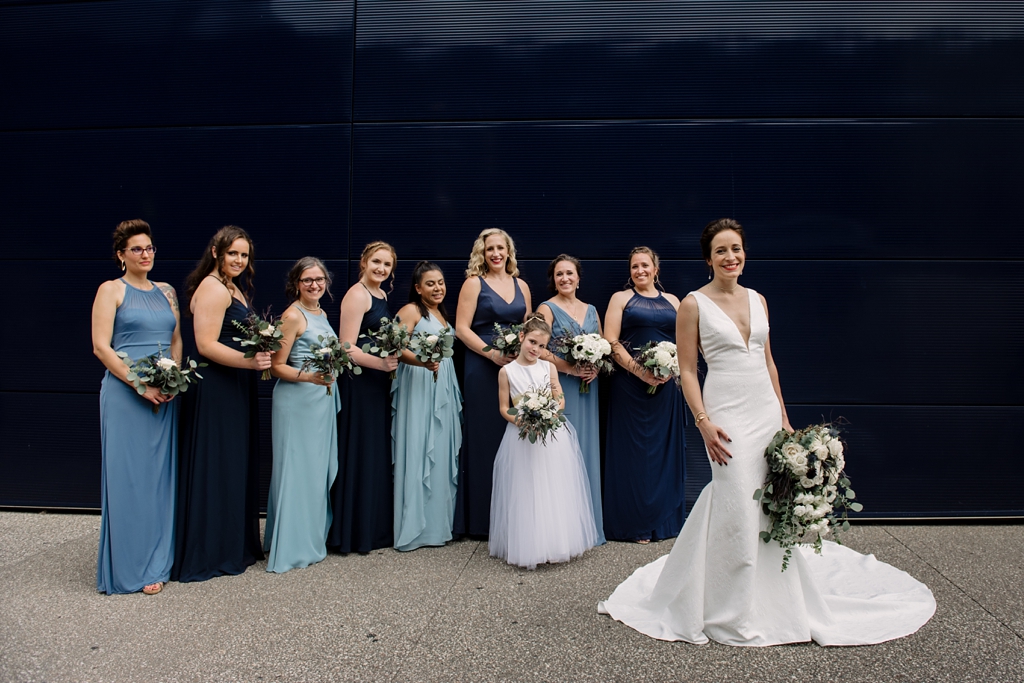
left=91, top=219, right=181, bottom=595
left=263, top=257, right=342, bottom=573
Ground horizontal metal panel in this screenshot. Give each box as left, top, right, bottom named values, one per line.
left=355, top=1, right=1024, bottom=120
left=0, top=126, right=350, bottom=260
left=350, top=119, right=1024, bottom=260
left=0, top=0, right=353, bottom=130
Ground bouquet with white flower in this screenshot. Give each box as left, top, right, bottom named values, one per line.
left=482, top=323, right=523, bottom=358
left=299, top=334, right=361, bottom=396
left=633, top=340, right=680, bottom=395
left=361, top=316, right=411, bottom=380
left=753, top=423, right=862, bottom=570
left=116, top=346, right=206, bottom=414
left=407, top=326, right=455, bottom=382
left=551, top=332, right=614, bottom=394
left=507, top=384, right=567, bottom=445
left=232, top=309, right=285, bottom=380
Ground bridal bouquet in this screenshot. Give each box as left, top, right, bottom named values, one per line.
left=507, top=384, right=567, bottom=445
left=116, top=346, right=206, bottom=414
left=551, top=332, right=614, bottom=394
left=407, top=326, right=455, bottom=382
left=482, top=323, right=523, bottom=358
left=299, top=334, right=361, bottom=396
left=753, top=423, right=863, bottom=571
left=633, top=340, right=680, bottom=394
left=232, top=310, right=284, bottom=380
left=361, top=316, right=410, bottom=380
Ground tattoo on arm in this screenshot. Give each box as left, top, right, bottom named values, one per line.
left=159, top=284, right=180, bottom=314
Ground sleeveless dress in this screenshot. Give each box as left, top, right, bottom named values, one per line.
left=97, top=279, right=178, bottom=594
left=599, top=289, right=936, bottom=646
left=603, top=289, right=687, bottom=541
left=264, top=308, right=342, bottom=572
left=329, top=292, right=394, bottom=553
left=489, top=359, right=598, bottom=569
left=456, top=276, right=527, bottom=537
left=545, top=301, right=606, bottom=545
left=391, top=313, right=463, bottom=551
left=173, top=294, right=264, bottom=582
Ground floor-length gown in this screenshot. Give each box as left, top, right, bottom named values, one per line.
left=545, top=301, right=605, bottom=545
left=456, top=277, right=527, bottom=537
left=391, top=314, right=462, bottom=551
left=97, top=279, right=178, bottom=594
left=173, top=295, right=263, bottom=582
left=329, top=293, right=394, bottom=553
left=264, top=309, right=342, bottom=572
left=599, top=289, right=936, bottom=645
left=489, top=359, right=598, bottom=569
left=603, top=289, right=686, bottom=542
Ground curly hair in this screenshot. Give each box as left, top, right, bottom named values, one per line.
left=465, top=228, right=519, bottom=279
left=285, top=256, right=333, bottom=303
left=111, top=219, right=152, bottom=264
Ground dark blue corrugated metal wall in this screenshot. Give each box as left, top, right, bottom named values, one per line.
left=1, top=1, right=1021, bottom=517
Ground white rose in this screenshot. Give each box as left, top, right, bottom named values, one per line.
left=814, top=446, right=829, bottom=459
left=654, top=349, right=673, bottom=367
left=540, top=409, right=552, bottom=420
left=828, top=439, right=843, bottom=457
left=426, top=335, right=439, bottom=345
left=156, top=357, right=178, bottom=370
left=505, top=333, right=517, bottom=343
left=259, top=327, right=275, bottom=337
left=792, top=505, right=807, bottom=517
left=807, top=436, right=823, bottom=453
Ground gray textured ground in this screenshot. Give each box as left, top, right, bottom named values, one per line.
left=0, top=511, right=1021, bottom=682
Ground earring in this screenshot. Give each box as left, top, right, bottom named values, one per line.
left=121, top=260, right=126, bottom=272
left=707, top=271, right=711, bottom=281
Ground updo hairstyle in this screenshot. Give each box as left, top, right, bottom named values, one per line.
left=285, top=256, right=333, bottom=302
left=465, top=228, right=519, bottom=278
left=357, top=240, right=398, bottom=293
left=699, top=218, right=747, bottom=261
left=520, top=312, right=551, bottom=338
left=546, top=254, right=583, bottom=293
left=111, top=219, right=152, bottom=263
left=408, top=260, right=450, bottom=321
left=625, top=246, right=662, bottom=290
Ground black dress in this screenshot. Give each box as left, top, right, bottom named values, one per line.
left=173, top=297, right=264, bottom=582
left=328, top=293, right=394, bottom=553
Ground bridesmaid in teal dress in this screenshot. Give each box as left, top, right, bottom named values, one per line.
left=265, top=257, right=342, bottom=572
left=537, top=254, right=606, bottom=545
left=392, top=261, right=463, bottom=551
left=92, top=220, right=181, bottom=595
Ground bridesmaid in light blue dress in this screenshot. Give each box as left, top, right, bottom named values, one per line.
left=92, top=220, right=181, bottom=595
left=265, top=258, right=342, bottom=572
left=392, top=261, right=463, bottom=551
left=538, top=254, right=606, bottom=545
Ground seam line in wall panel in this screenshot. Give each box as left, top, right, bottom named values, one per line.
left=347, top=1, right=359, bottom=284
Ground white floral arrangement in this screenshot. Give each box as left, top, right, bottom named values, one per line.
left=753, top=423, right=863, bottom=570
left=482, top=323, right=523, bottom=358
left=299, top=334, right=361, bottom=396
left=116, top=345, right=206, bottom=414
left=507, top=384, right=567, bottom=445
left=551, top=332, right=614, bottom=394
left=633, top=340, right=680, bottom=394
left=406, top=326, right=455, bottom=382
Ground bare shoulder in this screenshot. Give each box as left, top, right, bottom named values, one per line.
left=96, top=278, right=125, bottom=297
left=607, top=289, right=632, bottom=308
left=662, top=292, right=682, bottom=309
left=460, top=276, right=482, bottom=295
left=515, top=277, right=531, bottom=294
left=757, top=291, right=770, bottom=316
left=194, top=275, right=230, bottom=301
left=154, top=281, right=180, bottom=313
left=678, top=293, right=699, bottom=314
left=343, top=282, right=371, bottom=308
left=279, top=305, right=303, bottom=324
left=395, top=302, right=421, bottom=327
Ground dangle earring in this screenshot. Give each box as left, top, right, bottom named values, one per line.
left=121, top=259, right=126, bottom=272
left=707, top=270, right=711, bottom=281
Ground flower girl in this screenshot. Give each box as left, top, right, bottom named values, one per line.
left=490, top=314, right=599, bottom=569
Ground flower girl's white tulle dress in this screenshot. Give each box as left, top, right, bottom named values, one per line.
left=490, top=359, right=598, bottom=569
left=598, top=289, right=936, bottom=646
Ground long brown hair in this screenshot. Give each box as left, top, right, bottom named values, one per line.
left=184, top=225, right=256, bottom=311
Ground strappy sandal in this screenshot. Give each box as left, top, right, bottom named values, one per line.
left=142, top=582, right=164, bottom=595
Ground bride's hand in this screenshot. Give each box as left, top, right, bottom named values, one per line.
left=699, top=419, right=733, bottom=466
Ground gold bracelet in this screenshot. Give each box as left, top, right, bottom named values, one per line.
left=694, top=412, right=708, bottom=425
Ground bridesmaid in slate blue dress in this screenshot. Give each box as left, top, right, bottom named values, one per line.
left=329, top=241, right=400, bottom=553
left=537, top=254, right=606, bottom=545
left=265, top=257, right=342, bottom=572
left=92, top=220, right=181, bottom=595
left=455, top=229, right=531, bottom=537
left=392, top=261, right=463, bottom=551
left=603, top=246, right=686, bottom=543
left=173, top=226, right=270, bottom=582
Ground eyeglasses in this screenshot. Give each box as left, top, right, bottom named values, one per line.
left=127, top=246, right=156, bottom=256
left=299, top=277, right=327, bottom=286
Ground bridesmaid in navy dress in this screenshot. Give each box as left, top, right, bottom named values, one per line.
left=603, top=246, right=686, bottom=543
left=454, top=229, right=531, bottom=537
left=328, top=241, right=400, bottom=553
left=173, top=226, right=270, bottom=582
left=92, top=220, right=181, bottom=595
left=537, top=254, right=606, bottom=545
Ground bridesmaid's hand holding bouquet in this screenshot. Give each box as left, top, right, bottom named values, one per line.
left=407, top=327, right=455, bottom=382
left=117, top=346, right=206, bottom=414
left=232, top=310, right=285, bottom=380
left=362, top=316, right=411, bottom=380
left=299, top=334, right=362, bottom=396
left=482, top=323, right=523, bottom=360
left=633, top=340, right=680, bottom=394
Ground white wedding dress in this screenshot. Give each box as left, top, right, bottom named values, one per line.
left=598, top=289, right=935, bottom=646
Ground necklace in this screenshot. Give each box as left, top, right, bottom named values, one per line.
left=713, top=284, right=739, bottom=295
left=298, top=301, right=321, bottom=313
left=555, top=295, right=583, bottom=324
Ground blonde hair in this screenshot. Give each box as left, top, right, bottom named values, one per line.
left=465, top=228, right=519, bottom=279
left=358, top=241, right=397, bottom=279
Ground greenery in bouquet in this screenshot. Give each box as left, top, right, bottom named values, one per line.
left=753, top=423, right=862, bottom=571
left=482, top=323, right=523, bottom=358
left=361, top=316, right=410, bottom=380
left=551, top=331, right=614, bottom=394
left=632, top=340, right=680, bottom=394
left=407, top=326, right=455, bottom=382
left=299, top=334, right=361, bottom=396
left=116, top=346, right=206, bottom=414
left=232, top=309, right=284, bottom=380
left=507, top=384, right=567, bottom=445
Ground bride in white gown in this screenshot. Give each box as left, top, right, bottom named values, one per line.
left=598, top=219, right=935, bottom=646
